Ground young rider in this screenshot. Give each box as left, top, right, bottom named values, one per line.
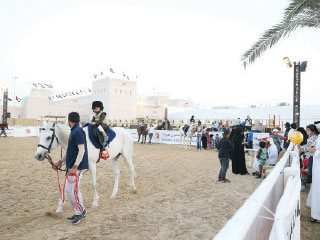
left=90, top=101, right=109, bottom=148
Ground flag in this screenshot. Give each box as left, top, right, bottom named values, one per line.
left=123, top=72, right=126, bottom=77
left=94, top=74, right=97, bottom=78
left=80, top=90, right=82, bottom=93
left=101, top=71, right=103, bottom=75
left=76, top=91, right=79, bottom=95
left=16, top=96, right=21, bottom=102
left=88, top=89, right=91, bottom=92
left=49, top=84, right=53, bottom=88
left=127, top=76, right=129, bottom=80
left=110, top=68, right=114, bottom=73
left=8, top=98, right=12, bottom=101
left=33, top=83, right=38, bottom=87
left=44, top=84, right=49, bottom=87
left=72, top=91, right=75, bottom=95
left=48, top=97, right=51, bottom=100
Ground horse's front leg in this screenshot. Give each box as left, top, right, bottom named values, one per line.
left=188, top=136, right=192, bottom=149
left=55, top=198, right=65, bottom=213
left=89, top=162, right=99, bottom=208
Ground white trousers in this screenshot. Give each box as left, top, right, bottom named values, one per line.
left=98, top=125, right=104, bottom=132
left=65, top=170, right=85, bottom=215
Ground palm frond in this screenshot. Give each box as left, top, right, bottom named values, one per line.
left=283, top=0, right=318, bottom=21
left=241, top=0, right=320, bottom=68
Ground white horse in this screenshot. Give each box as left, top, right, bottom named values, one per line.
left=179, top=123, right=195, bottom=149
left=34, top=122, right=136, bottom=213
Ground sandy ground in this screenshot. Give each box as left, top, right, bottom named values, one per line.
left=300, top=185, right=320, bottom=240
left=1, top=137, right=267, bottom=240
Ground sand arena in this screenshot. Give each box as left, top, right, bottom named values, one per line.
left=0, top=137, right=260, bottom=240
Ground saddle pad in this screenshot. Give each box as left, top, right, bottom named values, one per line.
left=85, top=124, right=117, bottom=149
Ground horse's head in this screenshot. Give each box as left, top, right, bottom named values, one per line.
left=35, top=122, right=60, bottom=161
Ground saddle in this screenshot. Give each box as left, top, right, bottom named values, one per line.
left=182, top=125, right=190, bottom=135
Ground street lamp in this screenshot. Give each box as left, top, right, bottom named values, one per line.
left=164, top=104, right=168, bottom=120
left=283, top=57, right=308, bottom=127
left=1, top=85, right=8, bottom=126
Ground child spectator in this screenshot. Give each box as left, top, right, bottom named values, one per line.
left=214, top=134, right=221, bottom=149
left=217, top=130, right=233, bottom=183
left=246, top=127, right=253, bottom=150
left=256, top=141, right=268, bottom=179
left=207, top=134, right=214, bottom=150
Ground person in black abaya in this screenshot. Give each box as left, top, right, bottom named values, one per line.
left=230, top=126, right=249, bottom=175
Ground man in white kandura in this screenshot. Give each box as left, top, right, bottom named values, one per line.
left=307, top=121, right=320, bottom=223
left=55, top=112, right=89, bottom=224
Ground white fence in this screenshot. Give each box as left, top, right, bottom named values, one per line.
left=214, top=143, right=301, bottom=240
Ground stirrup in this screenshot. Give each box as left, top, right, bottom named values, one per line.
left=100, top=151, right=109, bottom=160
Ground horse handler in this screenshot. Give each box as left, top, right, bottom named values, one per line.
left=55, top=112, right=89, bottom=224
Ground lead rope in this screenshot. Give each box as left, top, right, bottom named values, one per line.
left=56, top=171, right=83, bottom=214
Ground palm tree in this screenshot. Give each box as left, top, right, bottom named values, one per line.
left=241, top=0, right=320, bottom=68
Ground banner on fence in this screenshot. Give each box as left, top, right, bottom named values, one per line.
left=2, top=126, right=39, bottom=137
left=127, top=129, right=269, bottom=149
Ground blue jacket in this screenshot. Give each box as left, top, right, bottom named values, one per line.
left=66, top=123, right=89, bottom=170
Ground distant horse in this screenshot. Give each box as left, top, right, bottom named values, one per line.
left=179, top=123, right=196, bottom=149
left=34, top=122, right=136, bottom=213
left=137, top=124, right=148, bottom=144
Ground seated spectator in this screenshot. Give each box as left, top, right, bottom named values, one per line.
left=245, top=115, right=252, bottom=131
left=257, top=123, right=263, bottom=132
left=225, top=121, right=230, bottom=129
left=213, top=121, right=218, bottom=131
left=251, top=124, right=256, bottom=131
left=266, top=139, right=278, bottom=166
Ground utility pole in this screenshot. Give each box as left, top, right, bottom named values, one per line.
left=293, top=62, right=301, bottom=127
left=283, top=57, right=307, bottom=128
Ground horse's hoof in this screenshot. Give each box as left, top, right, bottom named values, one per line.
left=91, top=202, right=98, bottom=208
left=132, top=189, right=137, bottom=194
left=55, top=209, right=63, bottom=214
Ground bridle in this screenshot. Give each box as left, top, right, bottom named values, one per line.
left=37, top=123, right=65, bottom=171
left=37, top=123, right=59, bottom=154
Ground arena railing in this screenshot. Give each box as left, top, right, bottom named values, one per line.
left=214, top=143, right=300, bottom=240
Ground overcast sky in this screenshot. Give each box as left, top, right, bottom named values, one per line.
left=1, top=0, right=320, bottom=107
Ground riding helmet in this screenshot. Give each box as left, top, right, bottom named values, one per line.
left=92, top=101, right=104, bottom=110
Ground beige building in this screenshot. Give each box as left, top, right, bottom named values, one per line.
left=1, top=75, right=194, bottom=122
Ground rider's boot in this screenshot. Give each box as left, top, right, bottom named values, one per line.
left=102, top=134, right=108, bottom=149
